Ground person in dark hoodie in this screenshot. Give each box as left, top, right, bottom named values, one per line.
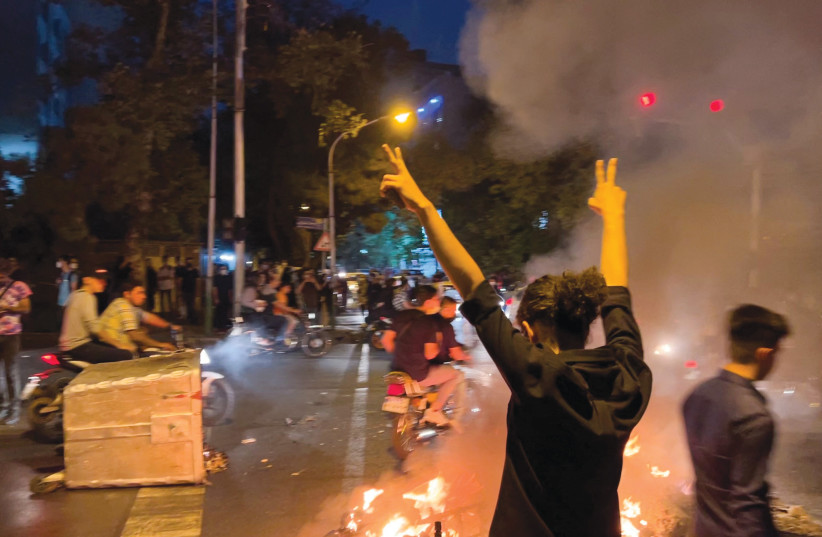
left=379, top=145, right=652, bottom=537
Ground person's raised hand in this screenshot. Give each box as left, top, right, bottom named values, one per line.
left=587, top=158, right=625, bottom=219
left=380, top=145, right=431, bottom=214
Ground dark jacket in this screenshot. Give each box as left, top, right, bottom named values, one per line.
left=683, top=369, right=778, bottom=537
left=461, top=280, right=652, bottom=537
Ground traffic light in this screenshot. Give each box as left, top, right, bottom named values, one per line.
left=639, top=92, right=656, bottom=108
left=709, top=99, right=725, bottom=112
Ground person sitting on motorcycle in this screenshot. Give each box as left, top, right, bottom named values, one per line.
left=59, top=269, right=134, bottom=364
left=382, top=285, right=467, bottom=427
left=273, top=282, right=301, bottom=338
left=98, top=280, right=182, bottom=355
left=431, top=295, right=469, bottom=364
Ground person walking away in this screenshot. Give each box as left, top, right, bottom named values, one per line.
left=181, top=258, right=199, bottom=324
left=144, top=258, right=158, bottom=313
left=99, top=281, right=181, bottom=354
left=379, top=145, right=651, bottom=536
left=0, top=258, right=32, bottom=425
left=59, top=269, right=133, bottom=364
left=382, top=285, right=467, bottom=427
left=682, top=305, right=790, bottom=537
left=157, top=256, right=174, bottom=315
left=213, top=265, right=233, bottom=331
left=56, top=255, right=79, bottom=313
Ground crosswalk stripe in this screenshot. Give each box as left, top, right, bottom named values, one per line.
left=120, top=486, right=205, bottom=537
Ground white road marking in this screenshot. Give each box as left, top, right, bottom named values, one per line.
left=357, top=344, right=370, bottom=383
left=343, top=345, right=371, bottom=490
left=120, top=486, right=205, bottom=537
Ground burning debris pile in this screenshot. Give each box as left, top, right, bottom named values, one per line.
left=324, top=476, right=484, bottom=537
left=619, top=435, right=692, bottom=537
left=619, top=434, right=822, bottom=537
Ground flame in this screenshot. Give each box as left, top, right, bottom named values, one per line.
left=345, top=477, right=460, bottom=537
left=649, top=465, right=671, bottom=478
left=363, top=488, right=385, bottom=513
left=344, top=512, right=358, bottom=532
left=624, top=435, right=641, bottom=457
left=368, top=515, right=430, bottom=537
left=402, top=476, right=448, bottom=519
left=620, top=497, right=641, bottom=537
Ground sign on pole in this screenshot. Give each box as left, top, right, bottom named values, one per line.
left=314, top=232, right=331, bottom=252
left=296, top=217, right=326, bottom=231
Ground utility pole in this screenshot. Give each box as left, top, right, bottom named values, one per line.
left=233, top=0, right=247, bottom=316
left=204, top=0, right=218, bottom=334
left=749, top=164, right=762, bottom=289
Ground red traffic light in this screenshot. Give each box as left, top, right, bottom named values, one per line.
left=639, top=93, right=656, bottom=108
left=709, top=99, right=725, bottom=112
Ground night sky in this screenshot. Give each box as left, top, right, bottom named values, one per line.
left=338, top=0, right=471, bottom=64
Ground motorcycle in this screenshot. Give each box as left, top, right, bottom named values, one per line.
left=381, top=368, right=465, bottom=460
left=23, top=336, right=234, bottom=443
left=228, top=312, right=332, bottom=357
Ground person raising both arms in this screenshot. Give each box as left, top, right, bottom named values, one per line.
left=379, top=145, right=652, bottom=537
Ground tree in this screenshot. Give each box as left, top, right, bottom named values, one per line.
left=15, top=0, right=213, bottom=258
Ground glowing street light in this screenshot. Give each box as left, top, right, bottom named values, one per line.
left=327, top=109, right=414, bottom=276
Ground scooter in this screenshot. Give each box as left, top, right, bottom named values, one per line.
left=228, top=312, right=331, bottom=357
left=23, top=339, right=234, bottom=443
left=381, top=368, right=464, bottom=460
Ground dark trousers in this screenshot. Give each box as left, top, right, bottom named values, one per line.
left=146, top=287, right=156, bottom=312
left=0, top=334, right=21, bottom=407
left=215, top=301, right=231, bottom=330
left=159, top=289, right=173, bottom=313
left=183, top=291, right=196, bottom=324
left=68, top=342, right=133, bottom=364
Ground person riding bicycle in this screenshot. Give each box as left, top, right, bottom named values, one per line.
left=98, top=280, right=182, bottom=355
left=58, top=269, right=134, bottom=364
left=382, top=285, right=467, bottom=427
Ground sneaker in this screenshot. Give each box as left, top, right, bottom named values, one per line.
left=423, top=408, right=450, bottom=427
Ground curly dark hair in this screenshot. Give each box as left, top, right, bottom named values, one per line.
left=516, top=267, right=607, bottom=337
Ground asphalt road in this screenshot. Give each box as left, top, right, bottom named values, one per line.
left=1, top=315, right=820, bottom=537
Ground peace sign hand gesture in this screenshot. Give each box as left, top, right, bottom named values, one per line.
left=380, top=144, right=432, bottom=214
left=588, top=158, right=625, bottom=219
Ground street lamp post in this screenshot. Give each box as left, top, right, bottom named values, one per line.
left=326, top=113, right=411, bottom=274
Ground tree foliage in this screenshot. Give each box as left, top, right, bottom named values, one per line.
left=6, top=0, right=597, bottom=277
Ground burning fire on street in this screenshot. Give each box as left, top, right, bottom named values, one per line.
left=326, top=476, right=464, bottom=537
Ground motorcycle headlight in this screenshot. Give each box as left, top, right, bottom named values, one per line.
left=308, top=312, right=316, bottom=320
left=200, top=349, right=211, bottom=365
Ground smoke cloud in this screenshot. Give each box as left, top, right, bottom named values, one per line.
left=460, top=0, right=822, bottom=383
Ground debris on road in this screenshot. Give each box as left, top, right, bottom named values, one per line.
left=773, top=502, right=822, bottom=536
left=241, top=438, right=256, bottom=444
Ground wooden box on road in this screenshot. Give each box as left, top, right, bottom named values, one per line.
left=63, top=352, right=205, bottom=488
